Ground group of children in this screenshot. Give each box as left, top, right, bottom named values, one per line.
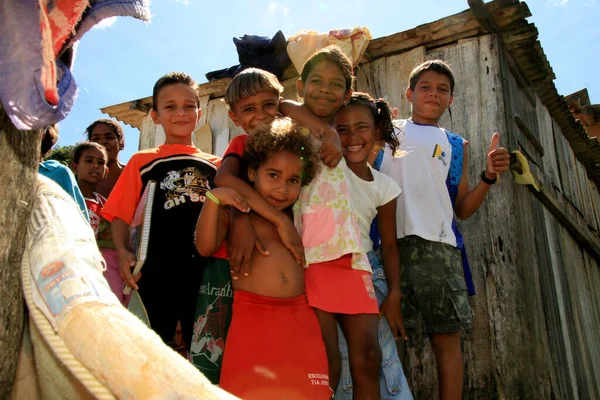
left=58, top=44, right=510, bottom=400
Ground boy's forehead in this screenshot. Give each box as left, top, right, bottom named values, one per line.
left=157, top=83, right=199, bottom=104
left=82, top=147, right=106, bottom=159
left=417, top=70, right=451, bottom=86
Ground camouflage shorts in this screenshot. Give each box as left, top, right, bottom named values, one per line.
left=399, top=236, right=472, bottom=334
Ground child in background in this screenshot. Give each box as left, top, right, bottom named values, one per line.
left=71, top=141, right=130, bottom=305
left=378, top=60, right=510, bottom=400
left=38, top=124, right=89, bottom=221
left=86, top=118, right=126, bottom=199
left=71, top=142, right=109, bottom=238
left=102, top=72, right=220, bottom=351
left=195, top=118, right=331, bottom=400
left=85, top=120, right=128, bottom=305
left=333, top=93, right=413, bottom=399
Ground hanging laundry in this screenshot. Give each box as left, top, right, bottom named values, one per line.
left=0, top=0, right=150, bottom=131
left=287, top=27, right=372, bottom=74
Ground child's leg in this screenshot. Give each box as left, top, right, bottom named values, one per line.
left=370, top=250, right=412, bottom=399
left=430, top=332, right=462, bottom=400
left=313, top=309, right=342, bottom=393
left=399, top=236, right=472, bottom=400
left=338, top=313, right=381, bottom=400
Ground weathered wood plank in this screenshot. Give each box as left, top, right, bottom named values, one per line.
left=534, top=202, right=579, bottom=399
left=555, top=122, right=577, bottom=206
left=197, top=78, right=232, bottom=99
left=535, top=96, right=562, bottom=192
left=385, top=48, right=425, bottom=118
left=366, top=17, right=482, bottom=59
left=364, top=3, right=528, bottom=60
left=511, top=184, right=558, bottom=398
left=356, top=47, right=425, bottom=119
left=588, top=181, right=600, bottom=232
left=557, top=225, right=600, bottom=399
left=575, top=161, right=596, bottom=232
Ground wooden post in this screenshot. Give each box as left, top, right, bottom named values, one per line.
left=0, top=106, right=40, bottom=396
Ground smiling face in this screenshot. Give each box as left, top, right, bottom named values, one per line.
left=406, top=70, right=454, bottom=126
left=228, top=91, right=281, bottom=132
left=248, top=151, right=304, bottom=210
left=334, top=104, right=379, bottom=170
left=297, top=60, right=351, bottom=121
left=151, top=83, right=201, bottom=144
left=74, top=147, right=107, bottom=185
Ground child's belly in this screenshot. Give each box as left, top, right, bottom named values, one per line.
left=232, top=245, right=305, bottom=298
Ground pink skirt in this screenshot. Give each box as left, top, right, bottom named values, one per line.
left=100, top=248, right=131, bottom=307
left=305, top=255, right=378, bottom=315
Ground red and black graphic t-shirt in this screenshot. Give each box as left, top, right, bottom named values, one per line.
left=102, top=144, right=221, bottom=262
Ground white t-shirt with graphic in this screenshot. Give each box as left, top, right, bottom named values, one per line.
left=380, top=120, right=457, bottom=247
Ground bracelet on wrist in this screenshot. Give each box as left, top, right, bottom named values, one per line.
left=205, top=191, right=220, bottom=205
left=480, top=170, right=497, bottom=185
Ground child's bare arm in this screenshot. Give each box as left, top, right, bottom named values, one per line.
left=111, top=217, right=139, bottom=290
left=376, top=198, right=407, bottom=341
left=215, top=157, right=305, bottom=272
left=195, top=188, right=249, bottom=257
left=454, top=133, right=510, bottom=219
left=279, top=100, right=342, bottom=167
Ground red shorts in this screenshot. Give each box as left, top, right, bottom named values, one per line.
left=220, top=291, right=332, bottom=400
left=305, top=255, right=379, bottom=315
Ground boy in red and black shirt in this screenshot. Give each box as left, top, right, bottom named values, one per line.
left=102, top=72, right=220, bottom=351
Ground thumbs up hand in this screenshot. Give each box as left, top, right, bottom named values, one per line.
left=486, top=132, right=510, bottom=178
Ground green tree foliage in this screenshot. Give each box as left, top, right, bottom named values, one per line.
left=45, top=145, right=74, bottom=166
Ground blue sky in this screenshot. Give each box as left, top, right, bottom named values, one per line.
left=57, top=0, right=599, bottom=162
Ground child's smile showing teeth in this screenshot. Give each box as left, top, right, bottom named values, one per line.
left=346, top=145, right=364, bottom=152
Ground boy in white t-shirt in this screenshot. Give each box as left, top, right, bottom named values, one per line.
left=378, top=60, right=510, bottom=400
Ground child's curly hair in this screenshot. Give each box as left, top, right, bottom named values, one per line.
left=243, top=118, right=320, bottom=186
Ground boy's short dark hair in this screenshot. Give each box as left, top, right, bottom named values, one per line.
left=41, top=124, right=59, bottom=157
left=409, top=60, right=455, bottom=95
left=153, top=72, right=199, bottom=109
left=225, top=68, right=284, bottom=108
left=243, top=118, right=320, bottom=186
left=72, top=141, right=109, bottom=164
left=85, top=118, right=125, bottom=150
left=300, top=45, right=354, bottom=92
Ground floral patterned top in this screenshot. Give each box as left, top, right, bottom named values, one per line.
left=293, top=159, right=371, bottom=273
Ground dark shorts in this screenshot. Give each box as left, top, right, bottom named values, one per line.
left=399, top=236, right=472, bottom=334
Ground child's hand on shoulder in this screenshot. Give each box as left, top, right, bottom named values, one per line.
left=486, top=132, right=510, bottom=177
left=320, top=126, right=343, bottom=167
left=207, top=188, right=250, bottom=213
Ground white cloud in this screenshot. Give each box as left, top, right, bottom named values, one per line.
left=545, top=0, right=569, bottom=6
left=92, top=16, right=117, bottom=30
left=268, top=2, right=290, bottom=18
